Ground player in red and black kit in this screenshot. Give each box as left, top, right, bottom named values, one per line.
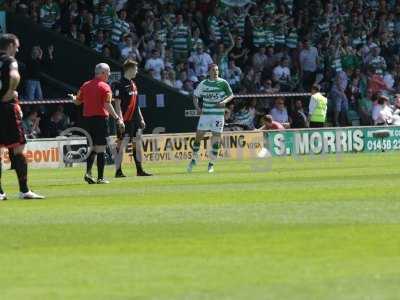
left=114, top=60, right=151, bottom=177
left=70, top=63, right=125, bottom=184
left=0, top=34, right=44, bottom=200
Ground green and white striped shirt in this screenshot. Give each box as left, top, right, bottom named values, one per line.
left=235, top=14, right=246, bottom=36
left=208, top=16, right=222, bottom=41
left=110, top=18, right=130, bottom=45
left=253, top=26, right=267, bottom=48
left=40, top=3, right=60, bottom=28
left=265, top=27, right=275, bottom=47
left=274, top=30, right=285, bottom=45
left=264, top=2, right=276, bottom=15
left=194, top=78, right=233, bottom=116
left=172, top=24, right=190, bottom=53
left=286, top=29, right=298, bottom=49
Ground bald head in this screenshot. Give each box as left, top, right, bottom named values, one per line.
left=95, top=63, right=110, bottom=81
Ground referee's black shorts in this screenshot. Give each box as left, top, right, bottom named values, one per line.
left=84, top=116, right=109, bottom=146
left=117, top=120, right=139, bottom=141
left=0, top=101, right=26, bottom=148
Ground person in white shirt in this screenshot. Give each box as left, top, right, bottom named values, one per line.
left=372, top=95, right=393, bottom=125
left=145, top=49, right=165, bottom=81
left=391, top=95, right=400, bottom=125
left=187, top=44, right=213, bottom=78
left=270, top=97, right=290, bottom=128
left=299, top=39, right=319, bottom=91
left=273, top=57, right=291, bottom=90
left=225, top=60, right=242, bottom=90
left=120, top=36, right=142, bottom=62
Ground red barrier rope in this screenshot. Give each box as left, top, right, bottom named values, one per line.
left=18, top=92, right=313, bottom=105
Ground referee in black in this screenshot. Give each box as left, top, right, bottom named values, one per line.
left=0, top=33, right=44, bottom=200
left=113, top=60, right=151, bottom=177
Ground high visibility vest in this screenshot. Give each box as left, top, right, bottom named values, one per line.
left=310, top=93, right=327, bottom=123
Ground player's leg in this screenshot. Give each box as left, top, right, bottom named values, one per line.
left=207, top=114, right=224, bottom=172
left=12, top=144, right=44, bottom=199
left=208, top=132, right=222, bottom=173
left=132, top=127, right=152, bottom=176
left=0, top=105, right=5, bottom=200
left=187, top=130, right=206, bottom=173
left=94, top=145, right=108, bottom=184
left=94, top=117, right=109, bottom=184
left=4, top=102, right=43, bottom=199
left=0, top=149, right=6, bottom=200
left=115, top=123, right=129, bottom=178
left=114, top=138, right=126, bottom=177
left=83, top=117, right=97, bottom=183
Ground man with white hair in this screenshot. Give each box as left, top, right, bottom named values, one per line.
left=70, top=63, right=124, bottom=184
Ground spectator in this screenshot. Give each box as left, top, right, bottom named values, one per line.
left=43, top=109, right=69, bottom=137
left=368, top=46, right=387, bottom=75
left=225, top=60, right=242, bottom=92
left=207, top=7, right=223, bottom=45
left=120, top=35, right=142, bottom=62
left=68, top=23, right=79, bottom=40
left=291, top=100, right=308, bottom=128
left=229, top=35, right=249, bottom=69
left=95, top=1, right=115, bottom=31
left=252, top=47, right=268, bottom=73
left=330, top=68, right=352, bottom=127
left=92, top=30, right=106, bottom=53
left=145, top=49, right=165, bottom=81
left=299, top=39, right=319, bottom=91
left=232, top=99, right=257, bottom=130
left=161, top=69, right=173, bottom=87
left=24, top=46, right=48, bottom=100
left=273, top=56, right=291, bottom=91
left=110, top=9, right=130, bottom=47
left=40, top=0, right=60, bottom=29
left=171, top=14, right=191, bottom=63
left=270, top=97, right=290, bottom=128
left=81, top=13, right=96, bottom=45
left=213, top=33, right=234, bottom=80
left=372, top=95, right=393, bottom=125
left=188, top=43, right=213, bottom=79
left=23, top=109, right=41, bottom=139
left=358, top=89, right=374, bottom=125
left=258, top=114, right=285, bottom=130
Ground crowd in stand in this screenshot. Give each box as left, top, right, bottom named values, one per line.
left=4, top=0, right=400, bottom=134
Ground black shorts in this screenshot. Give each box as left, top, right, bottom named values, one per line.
left=117, top=120, right=138, bottom=141
left=0, top=102, right=26, bottom=148
left=84, top=116, right=109, bottom=146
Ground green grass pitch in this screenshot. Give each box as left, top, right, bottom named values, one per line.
left=0, top=152, right=400, bottom=299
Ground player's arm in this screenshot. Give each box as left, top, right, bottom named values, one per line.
left=137, top=106, right=146, bottom=129
left=114, top=98, right=123, bottom=120
left=193, top=82, right=202, bottom=114
left=2, top=61, right=20, bottom=102
left=193, top=95, right=202, bottom=115
left=104, top=92, right=121, bottom=120
left=218, top=81, right=234, bottom=107
left=219, top=94, right=234, bottom=106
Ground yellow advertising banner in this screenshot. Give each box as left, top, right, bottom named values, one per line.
left=123, top=131, right=264, bottom=163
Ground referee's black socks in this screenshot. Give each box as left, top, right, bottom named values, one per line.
left=97, top=152, right=105, bottom=180
left=12, top=153, right=29, bottom=193
left=86, top=151, right=97, bottom=175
